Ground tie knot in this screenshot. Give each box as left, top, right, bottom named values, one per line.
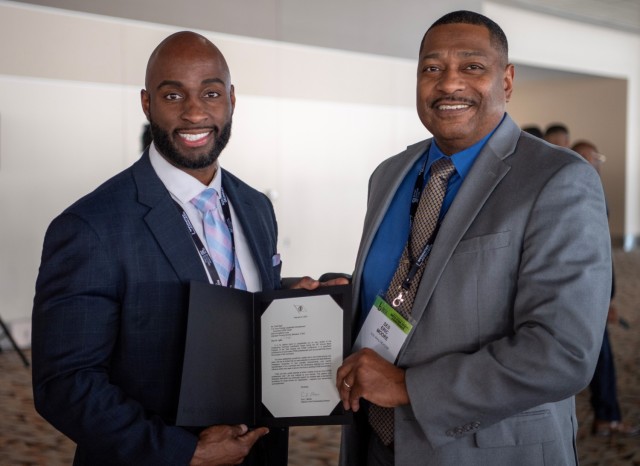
left=431, top=157, right=456, bottom=181
left=191, top=188, right=220, bottom=213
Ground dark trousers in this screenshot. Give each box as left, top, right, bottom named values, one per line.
left=589, top=328, right=621, bottom=421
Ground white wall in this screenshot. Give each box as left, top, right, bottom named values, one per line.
left=0, top=1, right=426, bottom=326
left=2, top=0, right=640, bottom=336
left=485, top=1, right=640, bottom=248
left=9, top=0, right=483, bottom=60
left=508, top=77, right=627, bottom=239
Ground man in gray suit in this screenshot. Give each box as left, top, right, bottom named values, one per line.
left=337, top=11, right=611, bottom=466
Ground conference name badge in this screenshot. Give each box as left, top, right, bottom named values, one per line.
left=353, top=296, right=412, bottom=363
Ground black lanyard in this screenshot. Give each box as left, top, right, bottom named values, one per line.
left=399, top=157, right=447, bottom=295
left=408, top=157, right=429, bottom=225
left=175, top=187, right=238, bottom=288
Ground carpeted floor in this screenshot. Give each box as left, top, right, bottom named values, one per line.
left=1, top=250, right=638, bottom=465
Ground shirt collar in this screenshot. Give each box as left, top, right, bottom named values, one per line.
left=426, top=114, right=505, bottom=179
left=148, top=143, right=222, bottom=204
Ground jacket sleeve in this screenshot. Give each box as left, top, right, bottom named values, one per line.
left=32, top=212, right=197, bottom=465
left=404, top=160, right=611, bottom=448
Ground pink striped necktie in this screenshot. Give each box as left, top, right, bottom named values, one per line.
left=190, top=188, right=246, bottom=290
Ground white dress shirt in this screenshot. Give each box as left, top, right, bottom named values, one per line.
left=149, top=144, right=261, bottom=292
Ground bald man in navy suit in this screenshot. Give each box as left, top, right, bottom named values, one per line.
left=32, top=31, right=341, bottom=466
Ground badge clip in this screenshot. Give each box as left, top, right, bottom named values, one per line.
left=392, top=291, right=404, bottom=308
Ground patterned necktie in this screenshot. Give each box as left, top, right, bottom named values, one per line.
left=369, top=157, right=456, bottom=446
left=191, top=188, right=246, bottom=290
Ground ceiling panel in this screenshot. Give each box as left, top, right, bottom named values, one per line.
left=496, top=0, right=640, bottom=34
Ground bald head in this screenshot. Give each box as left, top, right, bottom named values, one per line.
left=572, top=140, right=606, bottom=174
left=572, top=140, right=597, bottom=155
left=141, top=31, right=236, bottom=184
left=145, top=31, right=231, bottom=90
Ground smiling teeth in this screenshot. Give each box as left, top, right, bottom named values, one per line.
left=438, top=104, right=469, bottom=110
left=179, top=132, right=209, bottom=141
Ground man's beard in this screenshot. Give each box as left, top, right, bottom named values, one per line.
left=149, top=119, right=232, bottom=170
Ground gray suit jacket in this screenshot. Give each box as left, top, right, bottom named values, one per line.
left=341, top=115, right=611, bottom=466
left=32, top=152, right=285, bottom=465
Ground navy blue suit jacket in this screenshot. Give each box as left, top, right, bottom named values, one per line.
left=32, top=152, right=285, bottom=465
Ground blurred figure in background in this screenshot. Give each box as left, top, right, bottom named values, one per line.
left=572, top=140, right=639, bottom=438
left=544, top=123, right=570, bottom=147
left=521, top=125, right=543, bottom=138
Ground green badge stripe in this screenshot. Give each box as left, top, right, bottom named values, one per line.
left=374, top=296, right=413, bottom=334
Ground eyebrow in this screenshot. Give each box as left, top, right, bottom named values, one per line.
left=202, top=78, right=226, bottom=86
left=156, top=77, right=226, bottom=90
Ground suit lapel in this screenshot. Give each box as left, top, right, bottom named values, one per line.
left=407, top=115, right=521, bottom=328
left=133, top=152, right=209, bottom=283
left=352, top=141, right=428, bottom=302
left=221, top=170, right=274, bottom=290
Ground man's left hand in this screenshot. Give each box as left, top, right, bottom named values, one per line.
left=336, top=348, right=409, bottom=412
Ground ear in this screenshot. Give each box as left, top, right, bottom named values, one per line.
left=141, top=89, right=151, bottom=121
left=230, top=84, right=236, bottom=114
left=504, top=64, right=515, bottom=102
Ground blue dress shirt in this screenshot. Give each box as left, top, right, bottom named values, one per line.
left=360, top=123, right=502, bottom=319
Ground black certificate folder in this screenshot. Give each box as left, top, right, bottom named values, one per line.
left=177, top=281, right=352, bottom=428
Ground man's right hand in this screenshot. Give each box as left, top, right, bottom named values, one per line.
left=189, top=424, right=269, bottom=465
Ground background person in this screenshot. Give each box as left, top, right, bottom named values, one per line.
left=521, top=124, right=543, bottom=138
left=543, top=122, right=570, bottom=147
left=571, top=140, right=639, bottom=438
